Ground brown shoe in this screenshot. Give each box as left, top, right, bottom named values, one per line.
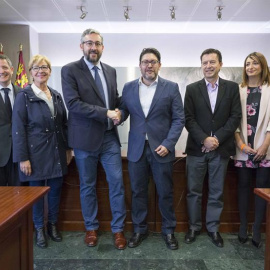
left=85, top=230, right=98, bottom=247
left=114, top=232, right=127, bottom=250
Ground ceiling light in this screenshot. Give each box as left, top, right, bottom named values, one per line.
left=123, top=6, right=131, bottom=21
left=170, top=6, right=176, bottom=21
left=80, top=6, right=88, bottom=20
left=216, top=6, right=224, bottom=21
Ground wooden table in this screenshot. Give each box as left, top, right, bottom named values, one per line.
left=254, top=188, right=270, bottom=270
left=0, top=186, right=50, bottom=270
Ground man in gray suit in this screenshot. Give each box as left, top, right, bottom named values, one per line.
left=184, top=48, right=241, bottom=247
left=0, top=54, right=21, bottom=186
left=61, top=28, right=126, bottom=250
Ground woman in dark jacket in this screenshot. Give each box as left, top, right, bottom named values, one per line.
left=12, top=54, right=72, bottom=248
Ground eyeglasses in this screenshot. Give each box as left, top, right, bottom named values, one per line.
left=31, top=66, right=49, bottom=72
left=82, top=41, right=103, bottom=48
left=141, top=60, right=159, bottom=66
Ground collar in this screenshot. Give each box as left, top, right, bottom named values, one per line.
left=83, top=57, right=102, bottom=71
left=205, top=77, right=220, bottom=87
left=0, top=83, right=12, bottom=90
left=31, top=83, right=44, bottom=96
left=138, top=76, right=159, bottom=87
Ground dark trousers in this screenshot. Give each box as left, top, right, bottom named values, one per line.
left=0, top=151, right=19, bottom=186
left=128, top=142, right=176, bottom=235
left=237, top=167, right=270, bottom=241
left=186, top=151, right=229, bottom=232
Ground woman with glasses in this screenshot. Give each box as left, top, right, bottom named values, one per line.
left=234, top=52, right=270, bottom=248
left=12, top=54, right=72, bottom=248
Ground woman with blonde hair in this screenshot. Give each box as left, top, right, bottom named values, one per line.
left=12, top=55, right=72, bottom=248
left=234, top=52, right=270, bottom=248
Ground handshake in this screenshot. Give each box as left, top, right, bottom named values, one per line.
left=107, top=108, right=121, bottom=125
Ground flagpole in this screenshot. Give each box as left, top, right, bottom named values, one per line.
left=19, top=43, right=22, bottom=51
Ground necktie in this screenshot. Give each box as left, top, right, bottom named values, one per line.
left=93, top=66, right=106, bottom=104
left=2, top=88, right=12, bottom=119
left=92, top=66, right=113, bottom=130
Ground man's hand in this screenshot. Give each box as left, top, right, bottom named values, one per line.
left=107, top=109, right=121, bottom=125
left=155, top=145, right=169, bottom=157
left=202, top=137, right=219, bottom=152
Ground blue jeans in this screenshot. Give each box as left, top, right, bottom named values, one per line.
left=29, top=177, right=63, bottom=229
left=74, top=130, right=126, bottom=233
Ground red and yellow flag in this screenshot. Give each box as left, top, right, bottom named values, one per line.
left=15, top=46, right=28, bottom=88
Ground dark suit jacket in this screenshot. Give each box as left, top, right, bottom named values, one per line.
left=0, top=84, right=21, bottom=166
left=184, top=77, right=241, bottom=157
left=61, top=57, right=121, bottom=151
left=120, top=76, right=185, bottom=163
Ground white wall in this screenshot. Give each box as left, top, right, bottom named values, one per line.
left=39, top=33, right=270, bottom=67
left=29, top=27, right=39, bottom=57
left=39, top=32, right=270, bottom=153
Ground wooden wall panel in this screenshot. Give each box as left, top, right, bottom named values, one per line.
left=58, top=158, right=264, bottom=233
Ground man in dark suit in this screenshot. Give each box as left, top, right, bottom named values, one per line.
left=61, top=28, right=126, bottom=250
left=120, top=48, right=185, bottom=250
left=184, top=48, right=241, bottom=247
left=0, top=54, right=21, bottom=186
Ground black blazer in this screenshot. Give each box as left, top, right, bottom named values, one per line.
left=61, top=57, right=121, bottom=151
left=0, top=84, right=21, bottom=166
left=184, top=78, right=241, bottom=157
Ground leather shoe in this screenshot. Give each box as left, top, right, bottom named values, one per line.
left=207, top=232, right=224, bottom=248
left=36, top=227, right=47, bottom=249
left=114, top=232, right=127, bottom=250
left=238, top=235, right=248, bottom=244
left=185, top=229, right=200, bottom=244
left=128, top=233, right=148, bottom=248
left=252, top=238, right=261, bottom=248
left=85, top=230, right=98, bottom=247
left=47, top=222, right=62, bottom=242
left=162, top=233, right=178, bottom=250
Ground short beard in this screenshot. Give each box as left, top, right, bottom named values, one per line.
left=84, top=51, right=101, bottom=65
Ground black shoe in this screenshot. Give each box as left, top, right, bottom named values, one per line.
left=185, top=229, right=200, bottom=244
left=238, top=235, right=248, bottom=244
left=128, top=233, right=148, bottom=248
left=207, top=232, right=224, bottom=248
left=252, top=238, right=261, bottom=248
left=36, top=227, right=47, bottom=248
left=162, top=233, right=178, bottom=250
left=47, top=222, right=62, bottom=242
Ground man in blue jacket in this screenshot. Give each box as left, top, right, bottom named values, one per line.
left=61, top=29, right=126, bottom=250
left=120, top=48, right=185, bottom=250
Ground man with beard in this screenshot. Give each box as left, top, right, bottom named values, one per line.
left=61, top=28, right=126, bottom=250
left=184, top=48, right=241, bottom=248
left=0, top=54, right=21, bottom=186
left=119, top=48, right=185, bottom=250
